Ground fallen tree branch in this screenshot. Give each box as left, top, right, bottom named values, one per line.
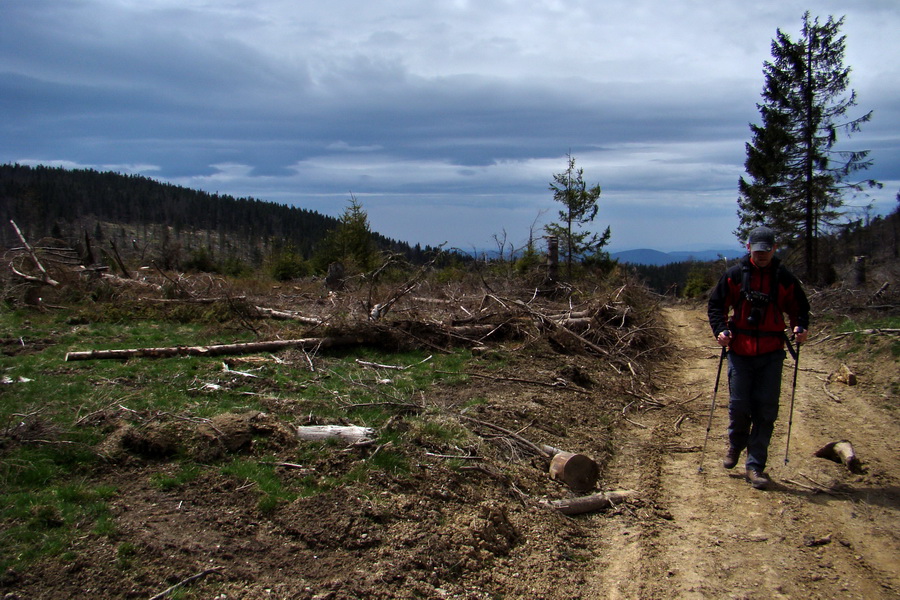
left=368, top=250, right=444, bottom=320
left=345, top=401, right=424, bottom=412
left=622, top=389, right=666, bottom=407
left=867, top=281, right=889, bottom=304
left=8, top=220, right=60, bottom=287
left=142, top=296, right=246, bottom=304
left=264, top=462, right=314, bottom=471
left=783, top=479, right=824, bottom=493
left=151, top=261, right=186, bottom=295
left=442, top=370, right=590, bottom=394
left=822, top=382, right=842, bottom=403
left=65, top=334, right=372, bottom=361
left=813, top=328, right=900, bottom=345
left=107, top=240, right=131, bottom=278
left=797, top=472, right=842, bottom=497
left=542, top=490, right=637, bottom=515
left=356, top=355, right=432, bottom=371
left=459, top=415, right=552, bottom=458
left=509, top=298, right=610, bottom=356
left=623, top=416, right=648, bottom=429
left=425, top=452, right=483, bottom=460
left=253, top=306, right=323, bottom=324
left=148, top=567, right=223, bottom=600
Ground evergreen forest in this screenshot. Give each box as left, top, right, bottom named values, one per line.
left=0, top=164, right=445, bottom=275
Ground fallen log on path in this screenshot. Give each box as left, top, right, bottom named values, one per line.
left=814, top=440, right=865, bottom=474
left=64, top=335, right=372, bottom=361
left=542, top=489, right=637, bottom=515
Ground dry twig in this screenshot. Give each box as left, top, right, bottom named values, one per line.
left=8, top=220, right=60, bottom=287
left=148, top=567, right=223, bottom=600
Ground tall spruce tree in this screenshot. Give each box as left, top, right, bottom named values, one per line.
left=545, top=153, right=610, bottom=278
left=737, top=12, right=879, bottom=281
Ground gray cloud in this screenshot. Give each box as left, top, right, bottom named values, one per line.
left=2, top=0, right=897, bottom=251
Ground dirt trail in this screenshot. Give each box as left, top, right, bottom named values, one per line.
left=588, top=305, right=900, bottom=599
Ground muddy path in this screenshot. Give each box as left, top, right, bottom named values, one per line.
left=588, top=305, right=900, bottom=599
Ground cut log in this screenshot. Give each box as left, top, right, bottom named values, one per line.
left=510, top=299, right=609, bottom=356
left=296, top=425, right=374, bottom=444
left=64, top=335, right=371, bottom=361
left=142, top=297, right=247, bottom=304
left=448, top=324, right=500, bottom=337
left=814, top=440, right=864, bottom=474
left=829, top=363, right=857, bottom=386
left=543, top=490, right=637, bottom=516
left=410, top=296, right=456, bottom=306
left=548, top=451, right=599, bottom=492
left=253, top=306, right=323, bottom=324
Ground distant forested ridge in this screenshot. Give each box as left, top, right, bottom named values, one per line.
left=0, top=164, right=441, bottom=269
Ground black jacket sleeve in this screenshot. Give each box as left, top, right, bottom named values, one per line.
left=707, top=266, right=738, bottom=337
left=781, top=270, right=810, bottom=330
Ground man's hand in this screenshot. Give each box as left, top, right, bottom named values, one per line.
left=793, top=326, right=808, bottom=344
left=716, top=330, right=732, bottom=347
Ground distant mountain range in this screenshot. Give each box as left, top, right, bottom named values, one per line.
left=612, top=248, right=746, bottom=266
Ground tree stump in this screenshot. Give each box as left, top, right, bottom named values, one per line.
left=548, top=451, right=599, bottom=492
left=814, top=440, right=864, bottom=474
left=325, top=262, right=345, bottom=291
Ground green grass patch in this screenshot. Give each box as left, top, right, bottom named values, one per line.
left=836, top=316, right=900, bottom=334
left=150, top=463, right=201, bottom=491
left=221, top=457, right=298, bottom=513
left=115, top=541, right=138, bottom=570
left=834, top=316, right=900, bottom=359
left=368, top=448, right=409, bottom=474
left=0, top=304, right=482, bottom=572
left=0, top=478, right=117, bottom=572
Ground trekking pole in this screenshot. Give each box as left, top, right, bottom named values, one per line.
left=698, top=344, right=727, bottom=473
left=783, top=338, right=801, bottom=466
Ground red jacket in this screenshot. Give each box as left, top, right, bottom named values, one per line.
left=707, top=255, right=810, bottom=356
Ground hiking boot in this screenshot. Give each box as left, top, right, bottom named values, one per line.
left=746, top=468, right=769, bottom=490
left=723, top=447, right=741, bottom=469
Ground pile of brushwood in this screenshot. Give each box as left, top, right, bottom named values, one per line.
left=3, top=228, right=669, bottom=372
left=1, top=234, right=685, bottom=599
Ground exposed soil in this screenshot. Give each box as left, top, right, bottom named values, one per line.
left=592, top=306, right=900, bottom=600
left=3, top=304, right=899, bottom=599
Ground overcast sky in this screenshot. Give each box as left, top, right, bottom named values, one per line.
left=3, top=0, right=898, bottom=252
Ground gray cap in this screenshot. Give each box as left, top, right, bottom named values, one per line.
left=748, top=226, right=775, bottom=252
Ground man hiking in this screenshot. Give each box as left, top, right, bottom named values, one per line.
left=707, top=226, right=810, bottom=489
